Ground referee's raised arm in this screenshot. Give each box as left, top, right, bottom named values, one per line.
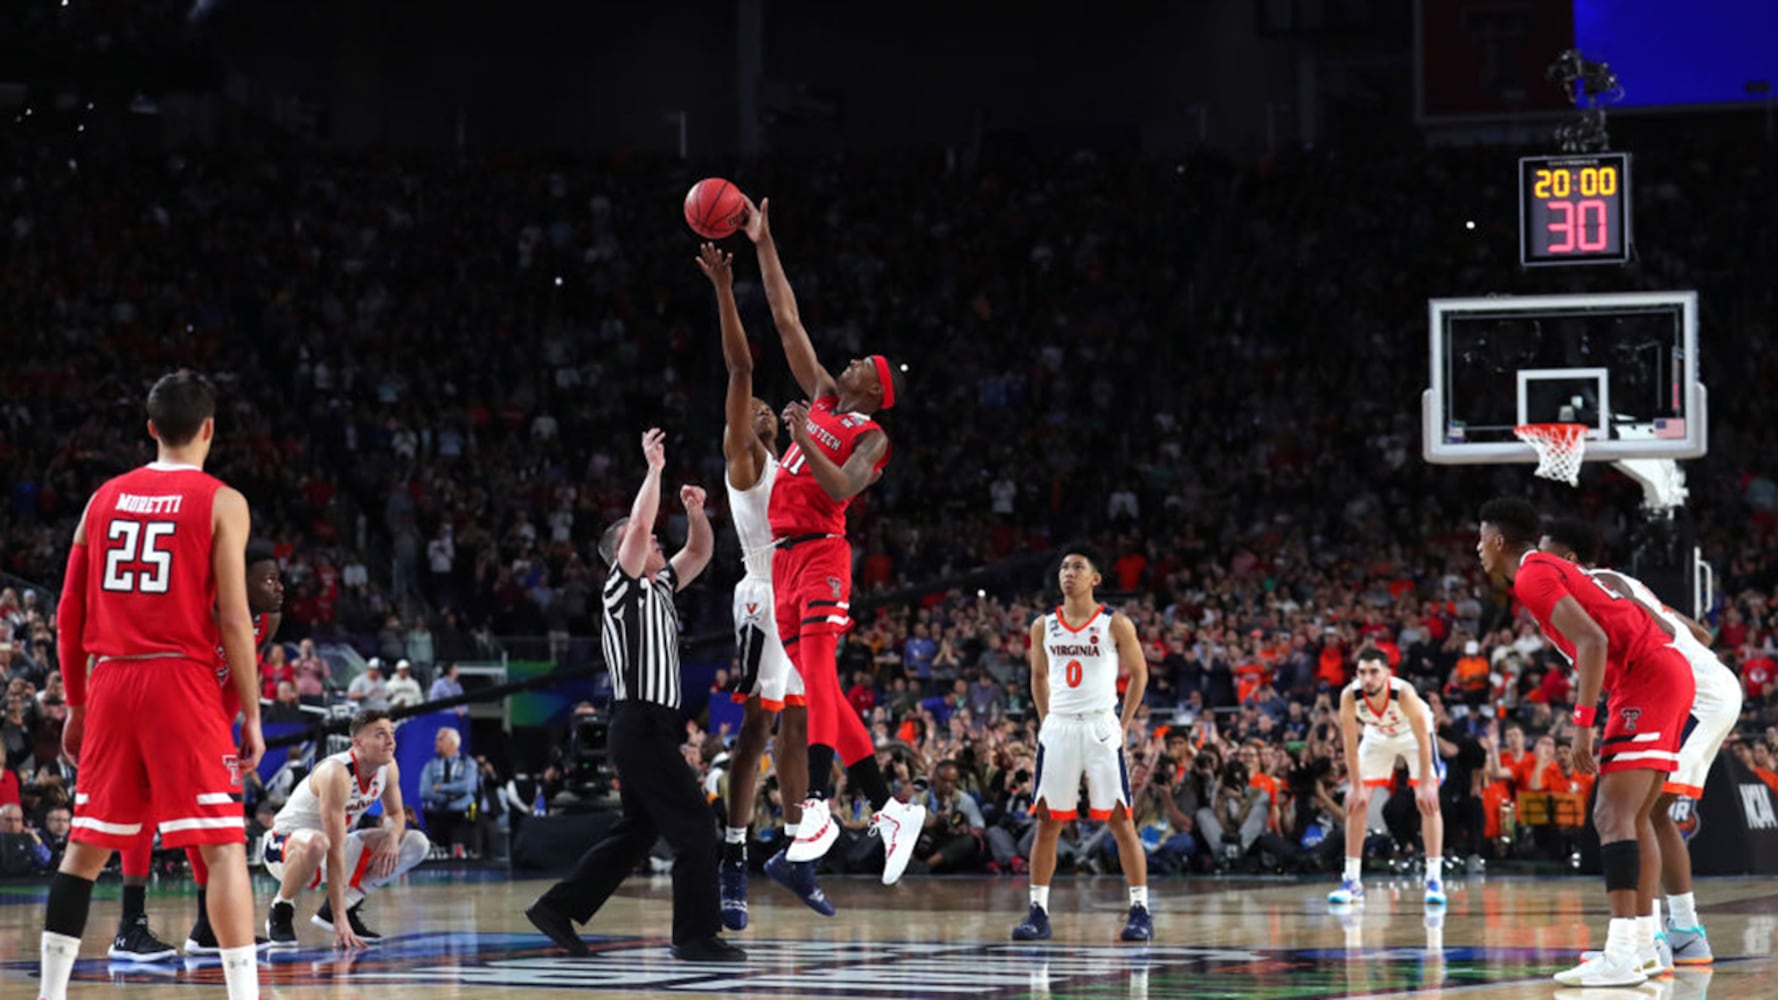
left=615, top=428, right=668, bottom=579
left=670, top=484, right=713, bottom=588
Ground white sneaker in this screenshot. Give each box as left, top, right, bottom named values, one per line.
left=1577, top=943, right=1670, bottom=978
left=870, top=797, right=926, bottom=885
left=1555, top=951, right=1649, bottom=988
left=786, top=798, right=839, bottom=862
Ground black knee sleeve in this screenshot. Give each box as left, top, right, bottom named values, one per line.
left=1600, top=838, right=1640, bottom=893
left=45, top=872, right=96, bottom=938
left=806, top=744, right=836, bottom=799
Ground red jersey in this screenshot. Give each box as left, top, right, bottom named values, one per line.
left=1512, top=551, right=1671, bottom=689
left=767, top=396, right=889, bottom=537
left=213, top=613, right=268, bottom=717
left=81, top=462, right=226, bottom=666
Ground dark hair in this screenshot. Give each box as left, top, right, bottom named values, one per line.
left=1058, top=542, right=1106, bottom=575
left=246, top=539, right=278, bottom=568
left=350, top=709, right=393, bottom=734
left=597, top=518, right=630, bottom=566
left=1479, top=496, right=1541, bottom=547
left=146, top=370, right=216, bottom=447
left=1541, top=516, right=1603, bottom=565
left=1354, top=646, right=1390, bottom=668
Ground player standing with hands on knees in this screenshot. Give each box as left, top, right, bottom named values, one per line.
left=737, top=196, right=925, bottom=884
left=44, top=370, right=264, bottom=1000
left=1326, top=647, right=1447, bottom=906
left=526, top=430, right=742, bottom=962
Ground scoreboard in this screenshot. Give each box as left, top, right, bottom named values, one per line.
left=1518, top=152, right=1632, bottom=267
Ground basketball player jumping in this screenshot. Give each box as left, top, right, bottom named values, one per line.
left=1540, top=518, right=1741, bottom=967
left=261, top=709, right=430, bottom=949
left=1327, top=647, right=1447, bottom=906
left=1013, top=547, right=1153, bottom=942
left=109, top=541, right=286, bottom=961
left=696, top=243, right=832, bottom=926
left=739, top=197, right=925, bottom=883
left=45, top=370, right=264, bottom=1000
left=1477, top=497, right=1695, bottom=988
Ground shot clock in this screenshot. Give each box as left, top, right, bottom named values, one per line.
left=1518, top=152, right=1632, bottom=267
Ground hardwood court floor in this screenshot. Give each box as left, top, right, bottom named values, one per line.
left=1, top=870, right=1774, bottom=998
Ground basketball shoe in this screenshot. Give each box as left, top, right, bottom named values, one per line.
left=1011, top=904, right=1051, bottom=941
left=313, top=900, right=382, bottom=942
left=183, top=921, right=272, bottom=955
left=870, top=797, right=927, bottom=885
left=786, top=798, right=839, bottom=862
left=265, top=901, right=299, bottom=948
left=719, top=859, right=750, bottom=930
left=1667, top=924, right=1713, bottom=966
left=108, top=917, right=178, bottom=962
left=1119, top=905, right=1154, bottom=942
left=764, top=847, right=835, bottom=916
left=1327, top=877, right=1365, bottom=905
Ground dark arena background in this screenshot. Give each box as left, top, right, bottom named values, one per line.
left=2, top=1, right=1777, bottom=998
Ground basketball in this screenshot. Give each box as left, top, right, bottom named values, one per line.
left=683, top=177, right=748, bottom=239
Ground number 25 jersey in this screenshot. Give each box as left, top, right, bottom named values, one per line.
left=81, top=461, right=226, bottom=665
left=1043, top=605, right=1119, bottom=715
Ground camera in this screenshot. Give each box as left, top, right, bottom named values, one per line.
left=566, top=711, right=614, bottom=797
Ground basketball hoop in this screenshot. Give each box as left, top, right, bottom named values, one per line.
left=1514, top=423, right=1588, bottom=486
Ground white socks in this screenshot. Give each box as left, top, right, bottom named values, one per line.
left=1426, top=856, right=1443, bottom=882
left=1605, top=917, right=1638, bottom=961
left=1030, top=885, right=1050, bottom=911
left=1668, top=891, right=1698, bottom=929
left=725, top=826, right=747, bottom=845
left=1129, top=885, right=1148, bottom=909
left=274, top=894, right=295, bottom=908
left=1343, top=857, right=1361, bottom=882
left=220, top=944, right=258, bottom=1000
left=784, top=822, right=799, bottom=839
left=1636, top=914, right=1656, bottom=952
left=39, top=931, right=79, bottom=1000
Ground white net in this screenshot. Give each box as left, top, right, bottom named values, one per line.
left=1514, top=423, right=1588, bottom=487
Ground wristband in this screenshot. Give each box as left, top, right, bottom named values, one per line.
left=1573, top=705, right=1597, bottom=728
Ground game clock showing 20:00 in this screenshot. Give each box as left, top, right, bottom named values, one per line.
left=1518, top=152, right=1632, bottom=267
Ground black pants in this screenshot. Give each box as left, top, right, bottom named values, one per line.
left=425, top=809, right=469, bottom=849
left=537, top=701, right=719, bottom=946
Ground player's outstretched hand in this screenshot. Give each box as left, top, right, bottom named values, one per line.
left=642, top=428, right=666, bottom=471
left=238, top=718, right=265, bottom=774
left=679, top=485, right=707, bottom=513
left=695, top=242, right=733, bottom=290
left=739, top=195, right=770, bottom=243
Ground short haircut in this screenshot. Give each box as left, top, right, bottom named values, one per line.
left=597, top=518, right=630, bottom=566
left=1541, top=516, right=1603, bottom=565
left=146, top=370, right=216, bottom=447
left=1355, top=646, right=1390, bottom=668
left=1058, top=542, right=1106, bottom=574
left=1479, top=497, right=1541, bottom=547
left=350, top=708, right=393, bottom=734
left=246, top=539, right=278, bottom=567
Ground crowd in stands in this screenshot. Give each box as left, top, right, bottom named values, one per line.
left=4, top=120, right=1778, bottom=875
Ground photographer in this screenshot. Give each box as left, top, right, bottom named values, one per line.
left=1197, top=756, right=1267, bottom=865
left=912, top=761, right=986, bottom=874
left=984, top=748, right=1037, bottom=874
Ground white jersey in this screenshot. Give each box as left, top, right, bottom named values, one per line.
left=1591, top=568, right=1741, bottom=707
left=1348, top=676, right=1414, bottom=738
left=1042, top=605, right=1119, bottom=715
left=274, top=749, right=388, bottom=835
left=726, top=454, right=779, bottom=582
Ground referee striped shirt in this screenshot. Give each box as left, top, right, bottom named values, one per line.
left=601, top=561, right=682, bottom=709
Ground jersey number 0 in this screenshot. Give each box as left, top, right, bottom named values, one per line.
left=1064, top=659, right=1083, bottom=688
left=101, top=520, right=176, bottom=593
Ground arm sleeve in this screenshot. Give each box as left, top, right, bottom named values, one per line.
left=56, top=545, right=91, bottom=708
left=1512, top=560, right=1569, bottom=622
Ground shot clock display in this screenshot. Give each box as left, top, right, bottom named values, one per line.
left=1518, top=153, right=1632, bottom=267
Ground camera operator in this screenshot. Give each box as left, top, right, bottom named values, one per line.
left=1197, top=756, right=1267, bottom=865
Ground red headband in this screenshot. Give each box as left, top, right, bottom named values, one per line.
left=870, top=354, right=896, bottom=410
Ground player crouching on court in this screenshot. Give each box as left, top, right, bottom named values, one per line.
left=261, top=710, right=429, bottom=948
left=1012, top=546, right=1153, bottom=943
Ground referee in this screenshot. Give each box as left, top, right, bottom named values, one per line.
left=526, top=428, right=743, bottom=962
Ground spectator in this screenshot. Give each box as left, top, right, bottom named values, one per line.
left=913, top=761, right=986, bottom=874
left=0, top=742, right=19, bottom=810
left=40, top=805, right=71, bottom=861
left=421, top=728, right=475, bottom=852
left=0, top=803, right=51, bottom=875
left=292, top=639, right=332, bottom=704
left=266, top=682, right=308, bottom=723
left=387, top=660, right=424, bottom=709
left=904, top=624, right=937, bottom=690
left=430, top=663, right=469, bottom=716
left=406, top=618, right=436, bottom=670
left=260, top=643, right=296, bottom=702
left=347, top=660, right=391, bottom=711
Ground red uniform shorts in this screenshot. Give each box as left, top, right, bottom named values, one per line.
left=1599, top=645, right=1696, bottom=775
left=771, top=535, right=854, bottom=656
left=73, top=658, right=247, bottom=850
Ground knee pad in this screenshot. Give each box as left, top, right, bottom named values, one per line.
left=1600, top=839, right=1640, bottom=893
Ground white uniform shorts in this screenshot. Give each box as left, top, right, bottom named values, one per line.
left=1667, top=652, right=1744, bottom=798
left=1032, top=710, right=1130, bottom=821
left=261, top=827, right=370, bottom=890
left=727, top=575, right=802, bottom=711
left=1358, top=731, right=1445, bottom=788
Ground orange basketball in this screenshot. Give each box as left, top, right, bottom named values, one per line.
left=683, top=177, right=748, bottom=239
